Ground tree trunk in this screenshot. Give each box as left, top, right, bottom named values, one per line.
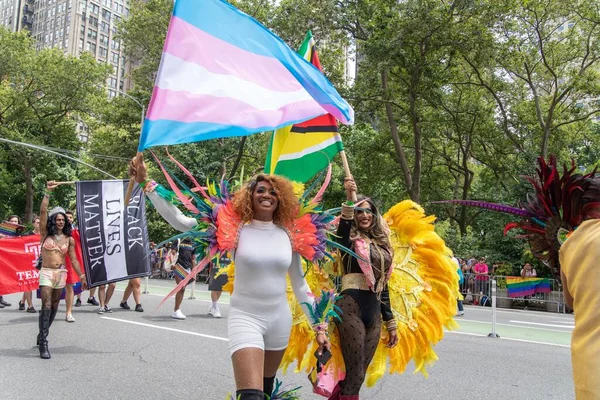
left=407, top=88, right=422, bottom=203
left=540, top=125, right=550, bottom=159
left=381, top=70, right=414, bottom=199
left=229, top=136, right=247, bottom=179
left=23, top=158, right=33, bottom=223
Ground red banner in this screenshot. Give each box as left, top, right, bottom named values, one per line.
left=0, top=235, right=42, bottom=295
left=0, top=232, right=85, bottom=295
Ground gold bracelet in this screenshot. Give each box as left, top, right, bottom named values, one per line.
left=385, top=319, right=397, bottom=331
left=341, top=203, right=355, bottom=220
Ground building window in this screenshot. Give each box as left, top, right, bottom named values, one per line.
left=100, top=21, right=109, bottom=32
left=86, top=41, right=96, bottom=54
left=87, top=29, right=97, bottom=39
left=102, top=0, right=111, bottom=6
left=100, top=34, right=108, bottom=45
left=79, top=37, right=84, bottom=49
left=89, top=15, right=98, bottom=26
left=90, top=3, right=99, bottom=14
left=102, top=8, right=110, bottom=19
left=80, top=24, right=84, bottom=35
left=111, top=51, right=119, bottom=63
left=99, top=46, right=107, bottom=57
left=110, top=39, right=120, bottom=50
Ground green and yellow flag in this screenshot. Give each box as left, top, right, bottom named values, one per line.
left=264, top=31, right=344, bottom=182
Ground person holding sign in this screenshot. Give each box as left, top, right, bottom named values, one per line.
left=37, top=181, right=87, bottom=359
left=129, top=155, right=330, bottom=400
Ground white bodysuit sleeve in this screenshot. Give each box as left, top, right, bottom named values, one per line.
left=288, top=252, right=315, bottom=323
left=146, top=191, right=197, bottom=233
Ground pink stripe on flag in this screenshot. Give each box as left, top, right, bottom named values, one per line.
left=147, top=88, right=326, bottom=129
left=164, top=17, right=304, bottom=93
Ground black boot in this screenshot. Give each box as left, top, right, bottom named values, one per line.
left=38, top=309, right=51, bottom=359
left=263, top=375, right=276, bottom=400
left=235, top=389, right=265, bottom=400
left=37, top=308, right=57, bottom=346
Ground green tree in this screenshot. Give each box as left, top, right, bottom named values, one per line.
left=0, top=28, right=110, bottom=222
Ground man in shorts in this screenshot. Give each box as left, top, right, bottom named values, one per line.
left=208, top=254, right=231, bottom=318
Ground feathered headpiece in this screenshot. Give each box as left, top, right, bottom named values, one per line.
left=436, top=156, right=599, bottom=277
left=49, top=207, right=66, bottom=217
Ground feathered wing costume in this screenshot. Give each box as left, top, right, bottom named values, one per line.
left=275, top=200, right=459, bottom=392
left=436, top=156, right=599, bottom=278
left=146, top=152, right=458, bottom=393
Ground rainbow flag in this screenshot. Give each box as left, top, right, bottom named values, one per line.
left=139, top=0, right=353, bottom=150
left=0, top=222, right=25, bottom=237
left=264, top=31, right=344, bottom=183
left=506, top=277, right=551, bottom=298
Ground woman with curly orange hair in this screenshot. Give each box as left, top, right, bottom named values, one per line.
left=130, top=156, right=329, bottom=400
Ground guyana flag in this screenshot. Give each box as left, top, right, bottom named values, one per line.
left=264, top=31, right=344, bottom=182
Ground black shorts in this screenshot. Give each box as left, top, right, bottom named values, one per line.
left=208, top=267, right=228, bottom=291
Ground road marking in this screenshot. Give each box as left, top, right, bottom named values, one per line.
left=102, top=316, right=229, bottom=342
left=509, top=320, right=574, bottom=329
left=459, top=318, right=573, bottom=333
left=446, top=330, right=570, bottom=348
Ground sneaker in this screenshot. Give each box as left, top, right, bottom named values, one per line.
left=104, top=305, right=113, bottom=313
left=19, top=301, right=25, bottom=311
left=88, top=297, right=99, bottom=306
left=75, top=298, right=82, bottom=307
left=456, top=311, right=464, bottom=316
left=135, top=304, right=144, bottom=313
left=26, top=307, right=36, bottom=313
left=120, top=302, right=130, bottom=310
left=0, top=303, right=4, bottom=309
left=172, top=309, right=186, bottom=320
left=65, top=314, right=76, bottom=322
left=0, top=298, right=11, bottom=307
left=212, top=307, right=221, bottom=318
left=208, top=305, right=214, bottom=316
left=97, top=307, right=104, bottom=314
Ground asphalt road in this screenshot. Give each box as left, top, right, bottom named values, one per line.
left=0, top=279, right=575, bottom=399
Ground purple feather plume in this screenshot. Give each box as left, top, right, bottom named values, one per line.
left=432, top=200, right=535, bottom=218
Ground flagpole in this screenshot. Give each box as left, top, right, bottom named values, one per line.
left=125, top=103, right=146, bottom=205
left=339, top=149, right=357, bottom=202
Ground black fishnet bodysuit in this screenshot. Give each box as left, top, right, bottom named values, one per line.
left=335, top=218, right=393, bottom=396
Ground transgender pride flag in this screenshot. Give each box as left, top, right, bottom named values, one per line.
left=138, top=0, right=354, bottom=150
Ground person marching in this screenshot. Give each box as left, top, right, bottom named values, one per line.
left=37, top=181, right=86, bottom=359
left=129, top=155, right=329, bottom=400
left=329, top=179, right=398, bottom=400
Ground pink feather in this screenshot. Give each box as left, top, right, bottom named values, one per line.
left=150, top=150, right=200, bottom=215
left=311, top=164, right=332, bottom=204
left=165, top=147, right=209, bottom=200
left=155, top=257, right=210, bottom=310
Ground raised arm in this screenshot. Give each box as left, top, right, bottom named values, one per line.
left=129, top=154, right=197, bottom=233
left=39, top=181, right=59, bottom=238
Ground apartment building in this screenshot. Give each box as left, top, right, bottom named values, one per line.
left=1, top=0, right=34, bottom=31
left=30, top=0, right=132, bottom=99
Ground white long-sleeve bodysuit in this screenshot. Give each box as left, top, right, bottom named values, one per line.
left=147, top=192, right=314, bottom=354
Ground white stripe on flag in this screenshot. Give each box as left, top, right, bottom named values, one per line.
left=277, top=135, right=342, bottom=162
left=155, top=53, right=315, bottom=110
left=102, top=181, right=127, bottom=280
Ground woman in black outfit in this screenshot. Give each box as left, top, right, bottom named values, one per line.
left=331, top=179, right=398, bottom=400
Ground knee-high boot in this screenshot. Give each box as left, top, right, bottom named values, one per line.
left=38, top=309, right=51, bottom=359
left=339, top=396, right=359, bottom=400
left=235, top=389, right=264, bottom=400
left=37, top=308, right=57, bottom=346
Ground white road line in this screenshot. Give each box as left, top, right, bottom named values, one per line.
left=102, top=316, right=229, bottom=342
left=509, top=320, right=575, bottom=329
left=445, top=330, right=571, bottom=348
left=459, top=319, right=573, bottom=333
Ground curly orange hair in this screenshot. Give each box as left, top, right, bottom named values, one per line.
left=232, top=174, right=298, bottom=227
